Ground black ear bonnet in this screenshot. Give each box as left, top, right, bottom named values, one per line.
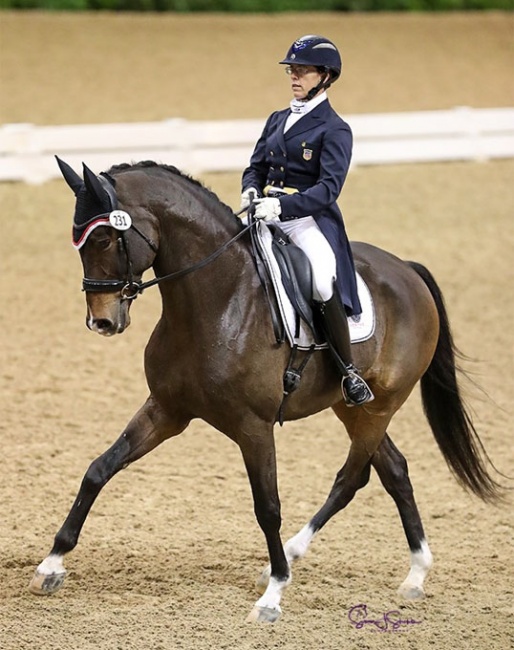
left=55, top=156, right=119, bottom=249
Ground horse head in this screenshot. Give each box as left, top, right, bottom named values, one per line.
left=57, top=157, right=159, bottom=336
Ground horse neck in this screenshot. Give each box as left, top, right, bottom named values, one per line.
left=149, top=177, right=253, bottom=319
left=154, top=192, right=243, bottom=274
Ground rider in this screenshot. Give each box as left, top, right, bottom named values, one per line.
left=240, top=34, right=373, bottom=406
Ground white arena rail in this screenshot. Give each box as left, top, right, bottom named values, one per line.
left=0, top=107, right=513, bottom=184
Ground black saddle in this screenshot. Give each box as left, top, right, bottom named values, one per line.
left=267, top=223, right=319, bottom=340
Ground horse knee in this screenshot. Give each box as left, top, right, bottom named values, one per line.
left=83, top=443, right=129, bottom=492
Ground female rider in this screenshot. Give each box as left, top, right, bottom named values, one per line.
left=240, top=34, right=373, bottom=406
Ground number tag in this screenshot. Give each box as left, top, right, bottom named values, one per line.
left=109, top=210, right=132, bottom=231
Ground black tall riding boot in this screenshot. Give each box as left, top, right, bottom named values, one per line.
left=317, top=290, right=374, bottom=406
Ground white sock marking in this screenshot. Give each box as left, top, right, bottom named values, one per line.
left=254, top=575, right=290, bottom=613
left=400, top=539, right=433, bottom=594
left=284, top=523, right=317, bottom=563
left=36, top=554, right=65, bottom=576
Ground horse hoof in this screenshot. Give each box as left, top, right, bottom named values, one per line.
left=246, top=605, right=281, bottom=624
left=29, top=569, right=66, bottom=596
left=255, top=566, right=271, bottom=595
left=398, top=583, right=425, bottom=600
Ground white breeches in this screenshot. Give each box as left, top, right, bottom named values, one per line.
left=278, top=216, right=336, bottom=302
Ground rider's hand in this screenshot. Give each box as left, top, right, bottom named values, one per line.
left=253, top=197, right=282, bottom=222
left=240, top=187, right=259, bottom=210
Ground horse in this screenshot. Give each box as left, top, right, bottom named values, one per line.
left=29, top=158, right=503, bottom=623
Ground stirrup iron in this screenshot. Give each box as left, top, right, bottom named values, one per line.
left=341, top=364, right=374, bottom=407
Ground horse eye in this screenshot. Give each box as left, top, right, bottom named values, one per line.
left=95, top=237, right=112, bottom=251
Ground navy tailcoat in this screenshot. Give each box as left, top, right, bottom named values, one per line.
left=241, top=99, right=361, bottom=316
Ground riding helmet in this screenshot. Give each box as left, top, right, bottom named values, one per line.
left=279, top=35, right=342, bottom=82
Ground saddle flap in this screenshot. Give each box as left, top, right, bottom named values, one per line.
left=252, top=221, right=375, bottom=350
left=268, top=224, right=318, bottom=337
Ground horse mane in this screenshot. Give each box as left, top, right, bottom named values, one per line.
left=106, top=161, right=240, bottom=225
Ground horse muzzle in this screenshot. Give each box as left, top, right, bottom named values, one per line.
left=86, top=294, right=131, bottom=336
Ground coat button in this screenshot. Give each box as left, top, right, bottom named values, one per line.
left=280, top=166, right=284, bottom=172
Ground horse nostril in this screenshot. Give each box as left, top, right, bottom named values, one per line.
left=93, top=318, right=115, bottom=333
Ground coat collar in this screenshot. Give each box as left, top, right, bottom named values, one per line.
left=284, top=99, right=330, bottom=140
left=273, top=99, right=331, bottom=152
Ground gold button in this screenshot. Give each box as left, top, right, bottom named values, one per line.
left=280, top=166, right=284, bottom=172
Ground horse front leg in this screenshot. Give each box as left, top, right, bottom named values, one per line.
left=237, top=432, right=290, bottom=623
left=371, top=433, right=433, bottom=599
left=29, top=396, right=189, bottom=596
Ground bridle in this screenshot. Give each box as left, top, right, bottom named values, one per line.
left=80, top=174, right=257, bottom=301
left=82, top=209, right=257, bottom=301
left=81, top=192, right=284, bottom=343
left=81, top=217, right=159, bottom=299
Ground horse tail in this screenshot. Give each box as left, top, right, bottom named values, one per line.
left=407, top=260, right=504, bottom=503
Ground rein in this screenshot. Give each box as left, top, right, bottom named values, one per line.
left=83, top=217, right=258, bottom=300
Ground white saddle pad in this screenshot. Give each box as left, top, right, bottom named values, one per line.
left=255, top=221, right=375, bottom=350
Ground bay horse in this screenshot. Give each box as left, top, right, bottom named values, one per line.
left=29, top=159, right=503, bottom=623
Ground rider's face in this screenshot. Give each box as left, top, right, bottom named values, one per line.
left=285, top=65, right=324, bottom=101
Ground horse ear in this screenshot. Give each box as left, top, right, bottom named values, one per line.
left=55, top=156, right=84, bottom=196
left=82, top=163, right=118, bottom=210
left=82, top=163, right=110, bottom=209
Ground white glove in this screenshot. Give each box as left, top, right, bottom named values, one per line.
left=240, top=187, right=259, bottom=210
left=253, top=197, right=282, bottom=221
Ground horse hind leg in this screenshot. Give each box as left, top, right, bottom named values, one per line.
left=29, top=397, right=189, bottom=596
left=256, top=430, right=432, bottom=601
left=255, top=427, right=375, bottom=594
left=372, top=433, right=433, bottom=599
